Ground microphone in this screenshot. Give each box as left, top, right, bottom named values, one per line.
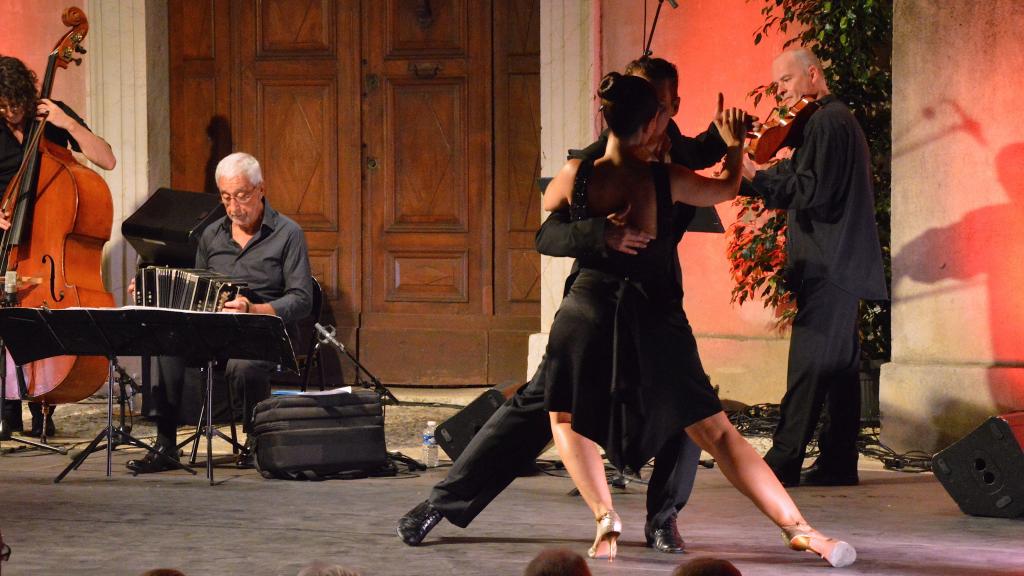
left=3, top=271, right=16, bottom=305
left=314, top=323, right=346, bottom=352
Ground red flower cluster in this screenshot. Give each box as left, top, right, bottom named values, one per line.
left=725, top=196, right=795, bottom=329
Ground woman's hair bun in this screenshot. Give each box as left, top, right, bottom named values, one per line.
left=598, top=72, right=623, bottom=101
left=595, top=71, right=659, bottom=138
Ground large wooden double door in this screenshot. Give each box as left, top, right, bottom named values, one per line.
left=169, top=0, right=540, bottom=386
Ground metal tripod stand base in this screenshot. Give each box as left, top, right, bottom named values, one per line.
left=55, top=425, right=196, bottom=483
left=53, top=357, right=196, bottom=483
left=0, top=431, right=68, bottom=455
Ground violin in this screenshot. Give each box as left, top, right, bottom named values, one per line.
left=745, top=97, right=820, bottom=164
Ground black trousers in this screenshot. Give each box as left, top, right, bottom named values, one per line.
left=764, top=278, right=861, bottom=483
left=152, top=357, right=275, bottom=447
left=429, top=355, right=701, bottom=530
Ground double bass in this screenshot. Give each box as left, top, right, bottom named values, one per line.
left=0, top=7, right=114, bottom=405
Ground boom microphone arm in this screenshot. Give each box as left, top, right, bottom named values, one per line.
left=314, top=323, right=399, bottom=405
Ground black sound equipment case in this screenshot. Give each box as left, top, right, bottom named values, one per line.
left=252, top=389, right=391, bottom=479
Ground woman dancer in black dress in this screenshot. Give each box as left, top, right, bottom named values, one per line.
left=540, top=73, right=855, bottom=568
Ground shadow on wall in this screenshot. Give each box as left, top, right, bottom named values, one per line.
left=929, top=397, right=1008, bottom=450
left=204, top=115, right=233, bottom=195
left=894, top=127, right=1024, bottom=417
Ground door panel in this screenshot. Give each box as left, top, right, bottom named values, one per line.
left=361, top=0, right=492, bottom=384
left=169, top=0, right=232, bottom=194
left=255, top=79, right=338, bottom=231
left=235, top=1, right=362, bottom=335
left=494, top=0, right=542, bottom=316
left=169, top=0, right=538, bottom=386
left=387, top=81, right=467, bottom=232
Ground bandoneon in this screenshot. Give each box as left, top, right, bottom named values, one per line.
left=133, top=266, right=246, bottom=312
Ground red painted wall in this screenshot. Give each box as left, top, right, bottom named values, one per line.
left=0, top=1, right=89, bottom=121
left=601, top=0, right=791, bottom=338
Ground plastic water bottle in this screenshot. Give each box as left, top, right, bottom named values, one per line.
left=422, top=420, right=439, bottom=468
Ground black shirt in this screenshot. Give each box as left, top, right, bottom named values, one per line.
left=197, top=198, right=313, bottom=327
left=746, top=94, right=887, bottom=300
left=0, top=100, right=85, bottom=191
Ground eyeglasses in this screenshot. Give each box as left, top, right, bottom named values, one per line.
left=0, top=102, right=23, bottom=115
left=219, top=187, right=258, bottom=204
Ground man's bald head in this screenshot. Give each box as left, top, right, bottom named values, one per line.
left=772, top=48, right=830, bottom=104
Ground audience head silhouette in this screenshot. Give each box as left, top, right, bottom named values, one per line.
left=671, top=557, right=742, bottom=576
left=296, top=560, right=360, bottom=576
left=523, top=547, right=592, bottom=576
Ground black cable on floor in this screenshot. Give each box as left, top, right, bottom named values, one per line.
left=727, top=403, right=934, bottom=473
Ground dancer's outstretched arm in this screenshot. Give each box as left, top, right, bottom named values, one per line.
left=668, top=104, right=748, bottom=207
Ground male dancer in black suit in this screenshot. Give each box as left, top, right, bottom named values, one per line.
left=399, top=57, right=726, bottom=552
left=742, top=48, right=887, bottom=487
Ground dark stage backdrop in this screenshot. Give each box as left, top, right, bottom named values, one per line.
left=168, top=0, right=540, bottom=386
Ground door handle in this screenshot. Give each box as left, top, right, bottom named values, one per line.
left=409, top=62, right=441, bottom=79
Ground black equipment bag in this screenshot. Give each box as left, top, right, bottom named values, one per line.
left=252, top=389, right=392, bottom=480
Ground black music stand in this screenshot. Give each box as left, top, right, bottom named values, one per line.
left=0, top=307, right=297, bottom=485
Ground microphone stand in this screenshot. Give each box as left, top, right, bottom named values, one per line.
left=643, top=0, right=678, bottom=57
left=313, top=323, right=423, bottom=471
left=0, top=275, right=66, bottom=454
left=314, top=323, right=399, bottom=406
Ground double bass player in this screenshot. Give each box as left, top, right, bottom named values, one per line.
left=0, top=54, right=116, bottom=438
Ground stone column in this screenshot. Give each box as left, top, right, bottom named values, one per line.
left=883, top=0, right=1024, bottom=452
left=527, top=0, right=601, bottom=378
left=83, top=0, right=169, bottom=383
left=85, top=0, right=170, bottom=306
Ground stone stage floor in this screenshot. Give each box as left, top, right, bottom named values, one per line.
left=1, top=434, right=1023, bottom=576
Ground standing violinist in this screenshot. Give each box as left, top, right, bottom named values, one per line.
left=741, top=48, right=886, bottom=487
left=0, top=55, right=116, bottom=439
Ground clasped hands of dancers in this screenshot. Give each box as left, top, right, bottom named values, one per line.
left=399, top=49, right=861, bottom=569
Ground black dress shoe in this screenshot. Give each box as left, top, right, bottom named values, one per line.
left=645, top=515, right=685, bottom=553
left=800, top=464, right=858, bottom=487
left=398, top=500, right=444, bottom=546
left=26, top=403, right=55, bottom=438
left=779, top=476, right=800, bottom=488
left=26, top=414, right=56, bottom=438
left=1, top=401, right=24, bottom=434
left=766, top=461, right=800, bottom=487
left=126, top=445, right=180, bottom=475
left=237, top=436, right=256, bottom=469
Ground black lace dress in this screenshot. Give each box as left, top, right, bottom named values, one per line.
left=542, top=159, right=723, bottom=472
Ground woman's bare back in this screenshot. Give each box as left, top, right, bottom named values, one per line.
left=586, top=158, right=659, bottom=237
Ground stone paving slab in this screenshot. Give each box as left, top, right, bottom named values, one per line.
left=2, top=443, right=1024, bottom=575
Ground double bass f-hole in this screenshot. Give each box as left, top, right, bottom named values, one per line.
left=41, top=254, right=64, bottom=302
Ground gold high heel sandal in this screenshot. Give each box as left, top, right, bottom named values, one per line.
left=587, top=510, right=622, bottom=560
left=781, top=524, right=857, bottom=568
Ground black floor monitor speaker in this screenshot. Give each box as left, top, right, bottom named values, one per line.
left=436, top=388, right=507, bottom=462
left=932, top=412, right=1024, bottom=518
left=122, top=188, right=225, bottom=267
